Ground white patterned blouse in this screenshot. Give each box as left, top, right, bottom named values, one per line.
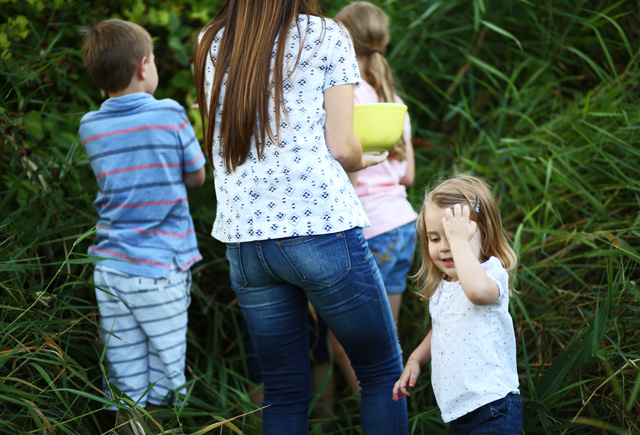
left=203, top=15, right=368, bottom=243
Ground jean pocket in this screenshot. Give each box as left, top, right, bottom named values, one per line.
left=488, top=396, right=509, bottom=419
left=368, top=230, right=398, bottom=267
left=277, top=232, right=351, bottom=287
left=225, top=243, right=248, bottom=290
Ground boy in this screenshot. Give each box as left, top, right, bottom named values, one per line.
left=79, top=19, right=206, bottom=433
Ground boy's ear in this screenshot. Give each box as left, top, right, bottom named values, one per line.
left=136, top=56, right=148, bottom=80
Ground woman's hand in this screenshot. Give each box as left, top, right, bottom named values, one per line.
left=361, top=151, right=388, bottom=169
left=346, top=152, right=388, bottom=185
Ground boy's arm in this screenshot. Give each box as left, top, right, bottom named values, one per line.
left=176, top=104, right=206, bottom=187
left=445, top=204, right=499, bottom=305
left=184, top=166, right=206, bottom=188
left=393, top=329, right=432, bottom=401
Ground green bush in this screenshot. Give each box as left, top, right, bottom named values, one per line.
left=1, top=0, right=638, bottom=433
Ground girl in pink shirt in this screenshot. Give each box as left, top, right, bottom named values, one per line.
left=333, top=1, right=418, bottom=395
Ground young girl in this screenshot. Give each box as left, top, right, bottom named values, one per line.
left=332, top=1, right=418, bottom=395
left=392, top=173, right=522, bottom=433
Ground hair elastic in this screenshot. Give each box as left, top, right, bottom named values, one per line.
left=366, top=49, right=385, bottom=56
left=474, top=195, right=480, bottom=213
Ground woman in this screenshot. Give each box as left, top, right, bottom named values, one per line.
left=193, top=1, right=408, bottom=433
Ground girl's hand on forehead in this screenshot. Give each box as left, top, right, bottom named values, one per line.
left=442, top=204, right=477, bottom=243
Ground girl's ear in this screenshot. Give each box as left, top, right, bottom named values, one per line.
left=479, top=227, right=488, bottom=260
left=136, top=56, right=148, bottom=80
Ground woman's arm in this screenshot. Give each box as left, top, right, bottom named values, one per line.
left=323, top=84, right=387, bottom=172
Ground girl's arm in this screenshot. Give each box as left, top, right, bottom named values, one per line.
left=445, top=204, right=499, bottom=305
left=399, top=136, right=415, bottom=186
left=392, top=329, right=432, bottom=401
left=346, top=170, right=361, bottom=185
left=323, top=84, right=387, bottom=172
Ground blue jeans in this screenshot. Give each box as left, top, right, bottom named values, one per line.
left=449, top=393, right=523, bottom=435
left=225, top=228, right=408, bottom=434
left=367, top=221, right=417, bottom=294
left=242, top=310, right=331, bottom=384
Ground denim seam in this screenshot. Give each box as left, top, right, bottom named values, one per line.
left=278, top=232, right=351, bottom=287
left=275, top=233, right=330, bottom=247
left=255, top=241, right=279, bottom=281
left=226, top=243, right=249, bottom=290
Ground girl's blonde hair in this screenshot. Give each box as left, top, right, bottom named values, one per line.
left=413, top=173, right=518, bottom=300
left=335, top=2, right=407, bottom=160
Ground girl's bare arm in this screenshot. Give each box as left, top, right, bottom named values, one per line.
left=445, top=204, right=499, bottom=305
left=393, top=329, right=432, bottom=401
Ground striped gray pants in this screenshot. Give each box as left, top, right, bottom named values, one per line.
left=94, top=263, right=191, bottom=409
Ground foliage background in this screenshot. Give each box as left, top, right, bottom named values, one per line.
left=1, top=0, right=638, bottom=433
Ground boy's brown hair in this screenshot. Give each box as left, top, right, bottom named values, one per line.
left=80, top=19, right=153, bottom=94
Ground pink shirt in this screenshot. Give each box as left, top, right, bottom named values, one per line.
left=354, top=81, right=417, bottom=239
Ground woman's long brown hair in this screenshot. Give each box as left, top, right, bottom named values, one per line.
left=193, top=0, right=321, bottom=171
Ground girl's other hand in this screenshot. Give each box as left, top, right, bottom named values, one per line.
left=392, top=360, right=421, bottom=401
left=443, top=204, right=477, bottom=244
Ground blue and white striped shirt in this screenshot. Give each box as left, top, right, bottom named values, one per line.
left=80, top=92, right=205, bottom=278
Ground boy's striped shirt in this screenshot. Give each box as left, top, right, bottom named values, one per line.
left=80, top=92, right=205, bottom=278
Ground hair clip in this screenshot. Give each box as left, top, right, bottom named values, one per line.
left=474, top=195, right=480, bottom=213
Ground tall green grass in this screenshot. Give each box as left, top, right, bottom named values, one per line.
left=375, top=0, right=640, bottom=432
left=1, top=0, right=638, bottom=433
